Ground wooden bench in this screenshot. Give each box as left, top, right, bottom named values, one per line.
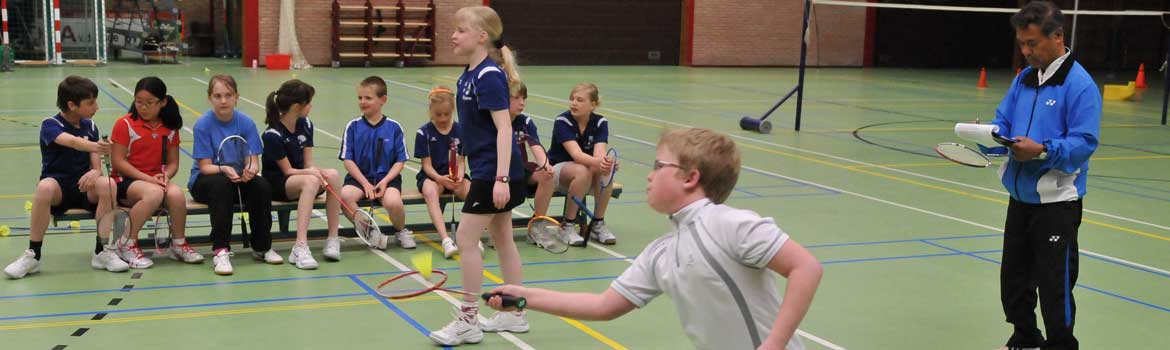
left=55, top=183, right=624, bottom=247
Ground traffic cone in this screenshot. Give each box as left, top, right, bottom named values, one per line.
left=977, top=67, right=989, bottom=88
left=1135, top=63, right=1148, bottom=89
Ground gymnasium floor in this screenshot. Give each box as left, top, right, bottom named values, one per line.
left=1, top=58, right=1168, bottom=349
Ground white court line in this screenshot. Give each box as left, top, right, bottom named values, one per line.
left=515, top=88, right=1170, bottom=277
left=192, top=76, right=538, bottom=350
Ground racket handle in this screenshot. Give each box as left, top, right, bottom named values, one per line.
left=481, top=293, right=527, bottom=310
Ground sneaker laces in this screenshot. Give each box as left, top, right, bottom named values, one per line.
left=124, top=245, right=146, bottom=260
left=175, top=243, right=197, bottom=255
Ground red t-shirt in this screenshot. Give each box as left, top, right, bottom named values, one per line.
left=110, top=114, right=180, bottom=181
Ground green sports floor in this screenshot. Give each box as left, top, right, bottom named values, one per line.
left=1, top=58, right=1169, bottom=349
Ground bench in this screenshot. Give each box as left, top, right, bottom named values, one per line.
left=54, top=183, right=624, bottom=247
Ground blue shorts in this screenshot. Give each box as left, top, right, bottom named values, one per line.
left=44, top=176, right=96, bottom=216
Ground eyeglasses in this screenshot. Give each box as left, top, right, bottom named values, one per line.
left=652, top=160, right=681, bottom=171
left=134, top=99, right=161, bottom=108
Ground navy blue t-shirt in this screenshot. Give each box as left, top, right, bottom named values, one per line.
left=261, top=117, right=315, bottom=182
left=338, top=115, right=409, bottom=184
left=456, top=58, right=523, bottom=181
left=40, top=114, right=99, bottom=180
left=547, top=111, right=609, bottom=165
left=413, top=121, right=461, bottom=182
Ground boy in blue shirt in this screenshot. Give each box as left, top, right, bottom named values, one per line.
left=338, top=76, right=414, bottom=249
left=5, top=76, right=129, bottom=278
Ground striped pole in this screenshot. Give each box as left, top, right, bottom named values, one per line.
left=2, top=0, right=9, bottom=46
left=52, top=0, right=61, bottom=64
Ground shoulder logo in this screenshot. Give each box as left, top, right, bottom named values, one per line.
left=297, top=135, right=307, bottom=144
left=1045, top=99, right=1057, bottom=106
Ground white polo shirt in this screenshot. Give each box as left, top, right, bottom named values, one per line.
left=611, top=198, right=803, bottom=350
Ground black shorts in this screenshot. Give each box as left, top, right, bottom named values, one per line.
left=343, top=175, right=402, bottom=199
left=46, top=176, right=95, bottom=216
left=415, top=173, right=469, bottom=193
left=269, top=176, right=325, bottom=202
left=462, top=180, right=525, bottom=214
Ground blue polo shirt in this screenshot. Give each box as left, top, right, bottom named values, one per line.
left=338, top=115, right=408, bottom=184
left=547, top=111, right=609, bottom=165
left=262, top=117, right=315, bottom=182
left=456, top=57, right=523, bottom=181
left=187, top=109, right=265, bottom=190
left=413, top=121, right=461, bottom=182
left=513, top=114, right=542, bottom=149
left=40, top=114, right=99, bottom=180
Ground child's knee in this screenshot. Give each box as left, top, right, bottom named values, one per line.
left=35, top=179, right=59, bottom=196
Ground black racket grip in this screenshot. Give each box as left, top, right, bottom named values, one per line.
left=481, top=293, right=527, bottom=310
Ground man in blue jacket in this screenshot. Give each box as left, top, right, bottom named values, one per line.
left=984, top=2, right=1100, bottom=350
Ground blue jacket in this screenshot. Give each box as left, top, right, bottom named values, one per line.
left=984, top=58, right=1100, bottom=204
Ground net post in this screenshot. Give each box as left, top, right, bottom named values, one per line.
left=1163, top=30, right=1169, bottom=125
left=794, top=0, right=811, bottom=131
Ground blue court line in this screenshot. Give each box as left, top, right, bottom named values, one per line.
left=1093, top=176, right=1170, bottom=196
left=1089, top=182, right=1170, bottom=203
left=0, top=274, right=618, bottom=322
left=922, top=239, right=1170, bottom=315
left=805, top=233, right=1002, bottom=249
left=0, top=256, right=632, bottom=300
left=347, top=275, right=453, bottom=350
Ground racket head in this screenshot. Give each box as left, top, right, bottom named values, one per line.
left=96, top=208, right=132, bottom=245
left=528, top=216, right=568, bottom=254
left=935, top=142, right=992, bottom=168
left=600, top=148, right=618, bottom=188
left=376, top=269, right=449, bottom=299
left=150, top=209, right=171, bottom=253
left=351, top=208, right=380, bottom=247
left=216, top=135, right=250, bottom=175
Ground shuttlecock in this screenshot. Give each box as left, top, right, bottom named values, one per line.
left=0, top=225, right=10, bottom=237
left=411, top=251, right=433, bottom=279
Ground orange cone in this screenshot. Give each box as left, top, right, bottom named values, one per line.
left=1135, top=63, right=1148, bottom=89
left=977, top=67, right=989, bottom=88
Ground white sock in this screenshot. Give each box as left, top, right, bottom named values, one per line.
left=172, top=238, right=186, bottom=246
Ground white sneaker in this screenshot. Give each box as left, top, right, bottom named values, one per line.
left=442, top=238, right=458, bottom=259
left=163, top=243, right=205, bottom=264
left=368, top=231, right=389, bottom=250
left=429, top=307, right=483, bottom=345
left=397, top=228, right=416, bottom=249
left=116, top=243, right=154, bottom=269
left=591, top=221, right=617, bottom=245
left=288, top=243, right=318, bottom=270
left=479, top=311, right=529, bottom=333
left=4, top=249, right=41, bottom=279
left=91, top=248, right=130, bottom=273
left=253, top=249, right=284, bottom=264
left=323, top=237, right=341, bottom=261
left=560, top=222, right=585, bottom=246
left=212, top=250, right=233, bottom=275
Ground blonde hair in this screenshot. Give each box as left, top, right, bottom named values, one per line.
left=455, top=6, right=520, bottom=83
left=428, top=85, right=455, bottom=115
left=657, top=128, right=740, bottom=204
left=207, top=74, right=238, bottom=96
left=570, top=82, right=600, bottom=106
left=509, top=80, right=527, bottom=99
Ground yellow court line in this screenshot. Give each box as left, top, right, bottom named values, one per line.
left=0, top=145, right=38, bottom=152
left=0, top=194, right=33, bottom=199
left=413, top=232, right=629, bottom=350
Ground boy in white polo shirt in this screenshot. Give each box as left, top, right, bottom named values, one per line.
left=486, top=127, right=823, bottom=350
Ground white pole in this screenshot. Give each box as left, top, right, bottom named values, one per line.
left=1070, top=0, right=1080, bottom=51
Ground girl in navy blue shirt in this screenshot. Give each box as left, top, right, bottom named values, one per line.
left=546, top=83, right=618, bottom=245
left=429, top=6, right=529, bottom=346
left=414, top=86, right=475, bottom=259
left=262, top=79, right=343, bottom=270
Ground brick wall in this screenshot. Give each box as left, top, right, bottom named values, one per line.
left=256, top=0, right=477, bottom=67
left=691, top=0, right=866, bottom=66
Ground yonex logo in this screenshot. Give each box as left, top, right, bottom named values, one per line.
left=1049, top=235, right=1060, bottom=242
left=1046, top=99, right=1057, bottom=106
